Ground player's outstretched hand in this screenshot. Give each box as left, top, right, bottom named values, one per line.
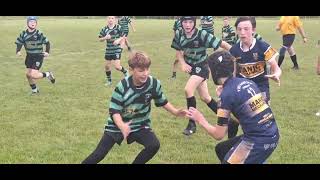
left=16, top=51, right=22, bottom=56
left=186, top=107, right=206, bottom=124
left=265, top=74, right=280, bottom=86
left=120, top=120, right=132, bottom=140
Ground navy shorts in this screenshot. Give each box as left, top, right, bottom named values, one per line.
left=282, top=34, right=295, bottom=48
left=224, top=138, right=278, bottom=164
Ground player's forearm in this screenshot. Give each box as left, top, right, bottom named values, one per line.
left=176, top=51, right=186, bottom=65
left=99, top=36, right=107, bottom=42
left=45, top=42, right=50, bottom=53
left=270, top=60, right=282, bottom=77
left=199, top=119, right=224, bottom=140
left=220, top=41, right=232, bottom=51
left=163, top=102, right=179, bottom=116
left=16, top=44, right=23, bottom=53
left=298, top=27, right=307, bottom=38
left=112, top=114, right=126, bottom=130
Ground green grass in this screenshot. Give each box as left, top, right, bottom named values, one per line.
left=0, top=17, right=320, bottom=164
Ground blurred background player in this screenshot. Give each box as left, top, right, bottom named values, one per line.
left=99, top=16, right=129, bottom=86
left=222, top=16, right=236, bottom=46
left=118, top=16, right=135, bottom=51
left=171, top=16, right=232, bottom=136
left=200, top=16, right=214, bottom=36
left=186, top=50, right=280, bottom=164
left=276, top=16, right=307, bottom=70
left=317, top=40, right=320, bottom=75
left=170, top=16, right=182, bottom=79
left=15, top=16, right=55, bottom=95
left=82, top=51, right=187, bottom=164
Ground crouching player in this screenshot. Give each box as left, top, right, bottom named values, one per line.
left=82, top=51, right=188, bottom=164
left=186, top=51, right=280, bottom=164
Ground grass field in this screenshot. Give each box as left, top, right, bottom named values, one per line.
left=0, top=17, right=320, bottom=164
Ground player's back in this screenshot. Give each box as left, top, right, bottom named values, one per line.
left=220, top=77, right=279, bottom=143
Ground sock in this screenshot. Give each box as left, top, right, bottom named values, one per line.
left=290, top=55, right=298, bottom=67
left=106, top=71, right=111, bottom=81
left=172, top=72, right=176, bottom=77
left=30, top=84, right=37, bottom=92
left=278, top=55, right=285, bottom=67
left=186, top=96, right=196, bottom=127
left=207, top=98, right=218, bottom=114
left=120, top=67, right=127, bottom=74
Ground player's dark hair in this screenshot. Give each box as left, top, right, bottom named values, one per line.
left=235, top=16, right=256, bottom=28
left=207, top=50, right=236, bottom=85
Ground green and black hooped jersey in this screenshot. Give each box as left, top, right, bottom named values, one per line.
left=105, top=76, right=168, bottom=133
left=222, top=25, right=236, bottom=45
left=235, top=33, right=263, bottom=44
left=99, top=24, right=124, bottom=55
left=15, top=29, right=49, bottom=54
left=118, top=16, right=131, bottom=34
left=200, top=16, right=214, bottom=34
left=171, top=28, right=222, bottom=65
left=173, top=18, right=182, bottom=31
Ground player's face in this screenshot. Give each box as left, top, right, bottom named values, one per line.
left=223, top=18, right=229, bottom=26
left=107, top=16, right=116, bottom=26
left=182, top=20, right=195, bottom=34
left=27, top=20, right=37, bottom=29
left=132, top=67, right=150, bottom=85
left=236, top=20, right=253, bottom=44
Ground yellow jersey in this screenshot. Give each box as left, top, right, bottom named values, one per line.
left=278, top=16, right=303, bottom=35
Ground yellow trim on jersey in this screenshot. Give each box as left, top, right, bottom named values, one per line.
left=217, top=108, right=231, bottom=119
left=264, top=47, right=278, bottom=61
left=245, top=94, right=269, bottom=118
left=238, top=61, right=265, bottom=79
left=227, top=141, right=254, bottom=164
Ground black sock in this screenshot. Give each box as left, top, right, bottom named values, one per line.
left=290, top=55, right=298, bottom=67
left=106, top=71, right=111, bottom=81
left=278, top=55, right=285, bottom=67
left=30, top=84, right=37, bottom=90
left=207, top=98, right=218, bottom=114
left=42, top=72, right=47, bottom=78
left=172, top=72, right=176, bottom=77
left=120, top=67, right=127, bottom=74
left=187, top=96, right=196, bottom=127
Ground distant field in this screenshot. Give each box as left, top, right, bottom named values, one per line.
left=0, top=17, right=319, bottom=164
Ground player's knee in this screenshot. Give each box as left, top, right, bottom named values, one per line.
left=279, top=47, right=286, bottom=56
left=215, top=143, right=226, bottom=162
left=199, top=95, right=211, bottom=103
left=115, top=66, right=122, bottom=71
left=146, top=140, right=160, bottom=154
left=184, top=87, right=191, bottom=96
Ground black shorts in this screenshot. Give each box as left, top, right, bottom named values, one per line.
left=188, top=61, right=210, bottom=80
left=282, top=34, right=295, bottom=48
left=105, top=128, right=158, bottom=145
left=105, top=53, right=122, bottom=61
left=25, top=53, right=44, bottom=70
